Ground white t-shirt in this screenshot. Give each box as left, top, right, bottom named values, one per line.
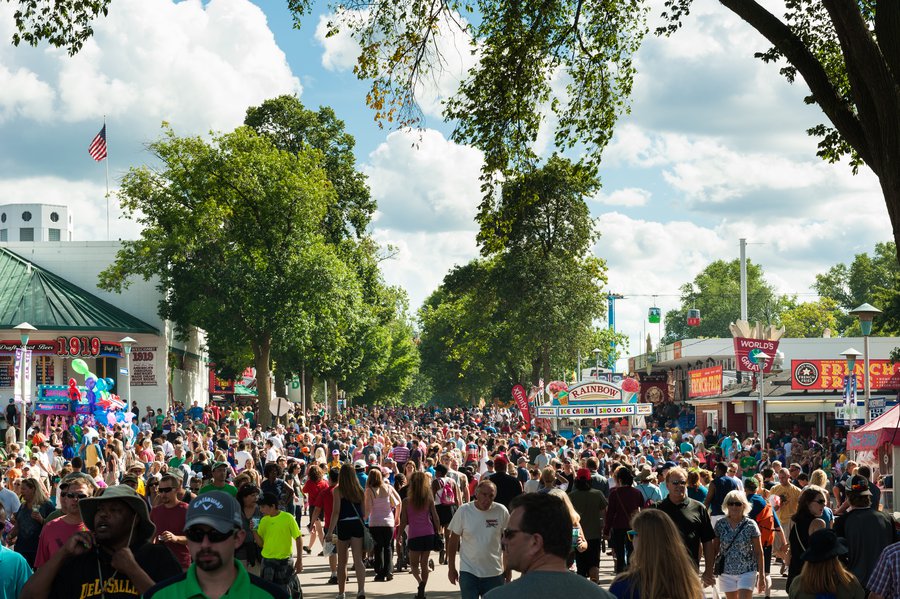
left=447, top=501, right=509, bottom=578
left=235, top=450, right=253, bottom=470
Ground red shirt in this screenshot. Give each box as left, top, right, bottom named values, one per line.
left=302, top=479, right=328, bottom=509
left=314, top=485, right=336, bottom=528
left=35, top=517, right=88, bottom=567
left=150, top=502, right=191, bottom=570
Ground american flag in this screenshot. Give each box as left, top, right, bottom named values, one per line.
left=88, top=125, right=107, bottom=161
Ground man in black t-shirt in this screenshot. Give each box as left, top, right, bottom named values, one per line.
left=655, top=467, right=716, bottom=586
left=20, top=485, right=182, bottom=599
left=5, top=398, right=16, bottom=427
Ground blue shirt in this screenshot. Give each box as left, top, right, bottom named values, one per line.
left=0, top=545, right=30, bottom=598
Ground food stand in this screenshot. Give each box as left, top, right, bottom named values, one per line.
left=535, top=378, right=650, bottom=438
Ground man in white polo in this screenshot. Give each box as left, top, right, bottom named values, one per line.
left=447, top=479, right=509, bottom=599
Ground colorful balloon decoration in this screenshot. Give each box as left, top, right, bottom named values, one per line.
left=73, top=359, right=125, bottom=428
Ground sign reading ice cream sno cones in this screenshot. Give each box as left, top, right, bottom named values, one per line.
left=537, top=377, right=648, bottom=418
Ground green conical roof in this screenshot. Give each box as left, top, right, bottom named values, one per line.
left=0, top=247, right=159, bottom=334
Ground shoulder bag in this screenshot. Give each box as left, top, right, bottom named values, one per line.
left=714, top=518, right=749, bottom=576
left=351, top=502, right=375, bottom=552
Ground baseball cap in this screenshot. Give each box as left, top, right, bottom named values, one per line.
left=493, top=456, right=508, bottom=469
left=575, top=468, right=592, bottom=481
left=354, top=460, right=366, bottom=470
left=185, top=491, right=242, bottom=533
left=846, top=475, right=872, bottom=496
left=332, top=449, right=340, bottom=455
left=212, top=461, right=229, bottom=471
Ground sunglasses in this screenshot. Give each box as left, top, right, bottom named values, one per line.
left=158, top=487, right=173, bottom=494
left=626, top=530, right=638, bottom=541
left=64, top=492, right=88, bottom=500
left=669, top=480, right=687, bottom=486
left=502, top=528, right=527, bottom=540
left=185, top=528, right=236, bottom=543
left=726, top=501, right=744, bottom=507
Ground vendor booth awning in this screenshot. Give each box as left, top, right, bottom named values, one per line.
left=0, top=247, right=158, bottom=334
left=847, top=405, right=900, bottom=451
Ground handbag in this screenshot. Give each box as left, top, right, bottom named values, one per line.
left=433, top=533, right=444, bottom=552
left=714, top=519, right=749, bottom=576
left=352, top=503, right=375, bottom=552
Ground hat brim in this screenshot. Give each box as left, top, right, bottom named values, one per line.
left=79, top=494, right=155, bottom=544
left=184, top=515, right=237, bottom=534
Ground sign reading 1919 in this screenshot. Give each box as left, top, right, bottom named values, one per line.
left=55, top=336, right=102, bottom=357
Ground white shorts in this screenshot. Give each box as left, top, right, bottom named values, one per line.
left=718, top=571, right=757, bottom=593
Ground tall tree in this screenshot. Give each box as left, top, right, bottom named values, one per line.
left=663, top=259, right=785, bottom=342
left=244, top=95, right=375, bottom=243
left=98, top=125, right=360, bottom=426
left=814, top=241, right=900, bottom=334
left=777, top=297, right=840, bottom=338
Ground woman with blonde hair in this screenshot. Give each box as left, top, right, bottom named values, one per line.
left=610, top=509, right=704, bottom=598
left=788, top=529, right=864, bottom=598
left=399, top=471, right=440, bottom=599
left=10, top=477, right=54, bottom=567
left=366, top=468, right=401, bottom=581
left=326, top=463, right=367, bottom=599
left=713, top=490, right=766, bottom=598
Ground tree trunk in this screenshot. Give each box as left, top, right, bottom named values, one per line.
left=530, top=357, right=542, bottom=387
left=253, top=336, right=273, bottom=428
left=327, top=378, right=339, bottom=415
left=541, top=345, right=551, bottom=392
left=878, top=162, right=900, bottom=265
left=302, top=366, right=313, bottom=413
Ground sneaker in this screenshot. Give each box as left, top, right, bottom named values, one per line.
left=373, top=575, right=385, bottom=582
left=385, top=574, right=394, bottom=581
left=318, top=551, right=325, bottom=557
left=327, top=575, right=338, bottom=585
left=336, top=594, right=345, bottom=599
left=304, top=545, right=312, bottom=554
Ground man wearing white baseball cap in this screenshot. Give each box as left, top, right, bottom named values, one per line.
left=144, top=491, right=288, bottom=599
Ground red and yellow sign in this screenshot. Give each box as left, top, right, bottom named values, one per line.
left=689, top=365, right=723, bottom=398
left=791, top=359, right=900, bottom=391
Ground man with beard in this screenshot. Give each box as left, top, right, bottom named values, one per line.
left=144, top=491, right=288, bottom=599
left=20, top=484, right=182, bottom=599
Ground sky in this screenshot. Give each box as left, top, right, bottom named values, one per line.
left=0, top=0, right=892, bottom=370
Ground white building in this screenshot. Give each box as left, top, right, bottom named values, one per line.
left=0, top=241, right=208, bottom=416
left=0, top=203, right=73, bottom=242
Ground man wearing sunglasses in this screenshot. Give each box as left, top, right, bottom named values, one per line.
left=655, top=467, right=716, bottom=586
left=34, top=471, right=96, bottom=567
left=150, top=473, right=191, bottom=570
left=144, top=491, right=288, bottom=599
left=20, top=484, right=182, bottom=599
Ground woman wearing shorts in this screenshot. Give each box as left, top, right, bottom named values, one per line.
left=713, top=489, right=767, bottom=599
left=400, top=471, right=440, bottom=599
left=326, top=463, right=367, bottom=599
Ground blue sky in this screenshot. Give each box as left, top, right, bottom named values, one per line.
left=0, top=0, right=892, bottom=369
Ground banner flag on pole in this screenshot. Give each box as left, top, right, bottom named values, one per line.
left=89, top=124, right=108, bottom=161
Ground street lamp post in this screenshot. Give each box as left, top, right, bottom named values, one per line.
left=13, top=322, right=36, bottom=449
left=119, top=337, right=136, bottom=411
left=591, top=348, right=601, bottom=381
left=849, top=303, right=882, bottom=423
left=840, top=347, right=863, bottom=425
left=755, top=351, right=771, bottom=439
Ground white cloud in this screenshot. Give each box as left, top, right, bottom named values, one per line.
left=315, top=8, right=478, bottom=119
left=372, top=228, right=479, bottom=309
left=364, top=128, right=483, bottom=233
left=0, top=0, right=300, bottom=135
left=594, top=187, right=652, bottom=207
left=315, top=10, right=363, bottom=72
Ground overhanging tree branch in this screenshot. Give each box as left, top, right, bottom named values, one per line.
left=719, top=0, right=873, bottom=168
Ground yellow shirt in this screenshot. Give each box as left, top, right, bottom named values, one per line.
left=770, top=482, right=802, bottom=522
left=257, top=510, right=301, bottom=559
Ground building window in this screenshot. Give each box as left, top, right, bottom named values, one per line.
left=19, top=228, right=33, bottom=242
left=21, top=211, right=31, bottom=222
left=0, top=213, right=5, bottom=223
left=50, top=212, right=59, bottom=222
left=0, top=229, right=6, bottom=242
left=48, top=228, right=60, bottom=241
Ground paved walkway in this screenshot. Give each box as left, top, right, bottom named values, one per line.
left=297, top=545, right=791, bottom=598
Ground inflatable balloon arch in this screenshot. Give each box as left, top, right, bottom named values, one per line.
left=68, top=358, right=135, bottom=428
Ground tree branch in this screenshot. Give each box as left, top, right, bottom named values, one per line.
left=822, top=0, right=898, bottom=174
left=719, top=0, right=873, bottom=168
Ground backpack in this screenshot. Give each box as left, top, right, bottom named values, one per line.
left=437, top=477, right=457, bottom=506
left=754, top=502, right=776, bottom=547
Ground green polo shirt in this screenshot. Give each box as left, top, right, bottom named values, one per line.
left=143, top=559, right=288, bottom=599
left=199, top=482, right=238, bottom=496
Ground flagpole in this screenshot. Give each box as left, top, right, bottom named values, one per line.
left=104, top=115, right=110, bottom=240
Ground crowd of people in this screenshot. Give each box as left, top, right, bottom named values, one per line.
left=0, top=399, right=896, bottom=599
